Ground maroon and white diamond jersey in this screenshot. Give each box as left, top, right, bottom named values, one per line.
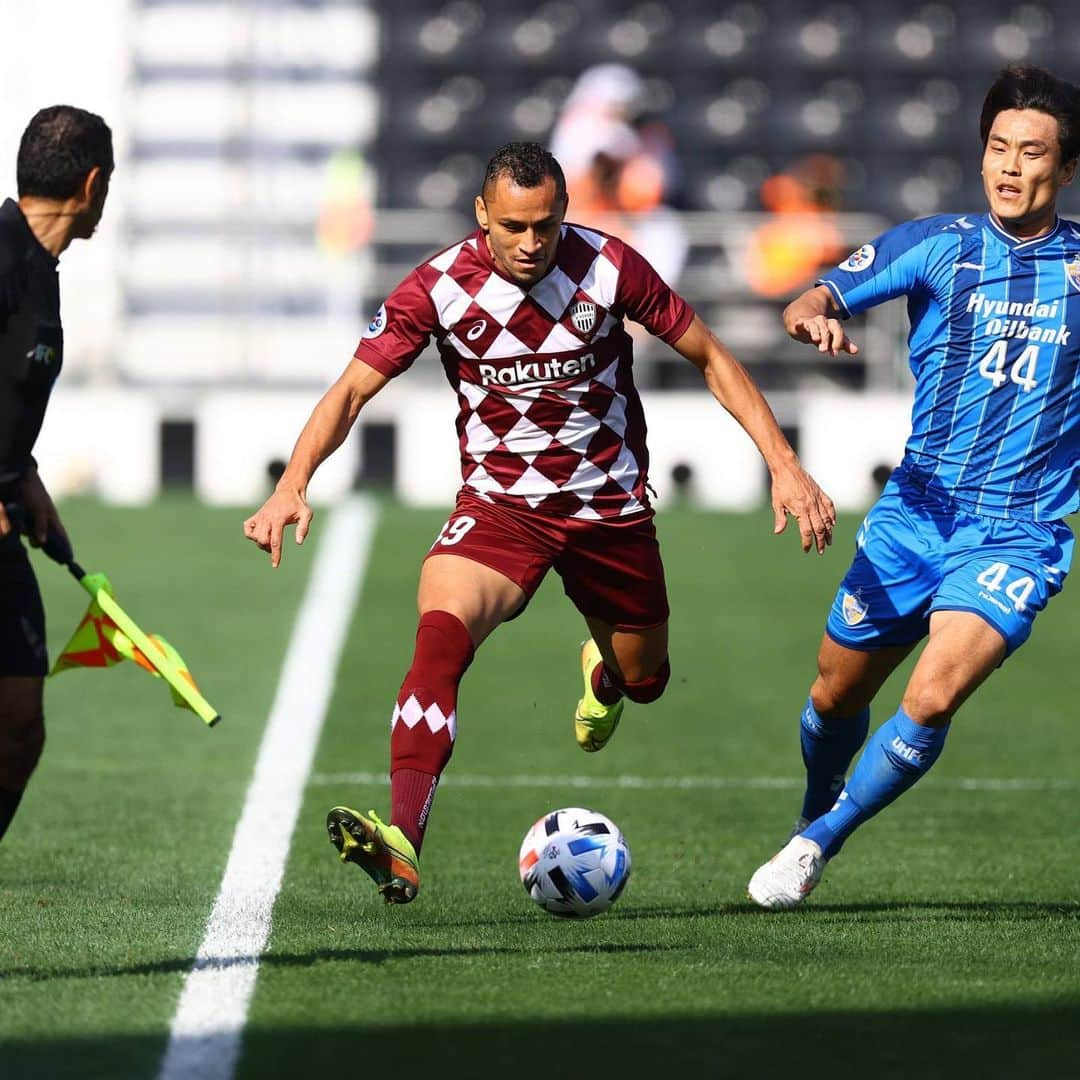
left=355, top=222, right=695, bottom=520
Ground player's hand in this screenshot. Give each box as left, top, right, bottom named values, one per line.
left=19, top=466, right=68, bottom=550
left=243, top=487, right=314, bottom=568
left=771, top=463, right=836, bottom=555
left=789, top=314, right=859, bottom=357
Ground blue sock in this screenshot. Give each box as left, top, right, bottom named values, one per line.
left=799, top=699, right=869, bottom=822
left=802, top=707, right=950, bottom=860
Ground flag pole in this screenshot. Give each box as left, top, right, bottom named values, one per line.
left=5, top=503, right=221, bottom=727
left=82, top=575, right=221, bottom=727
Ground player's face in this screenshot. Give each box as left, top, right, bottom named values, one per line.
left=475, top=174, right=567, bottom=287
left=982, top=108, right=1076, bottom=238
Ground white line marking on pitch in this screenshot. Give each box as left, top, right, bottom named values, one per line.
left=310, top=771, right=1080, bottom=793
left=158, top=499, right=377, bottom=1080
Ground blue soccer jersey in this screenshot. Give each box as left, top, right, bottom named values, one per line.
left=820, top=214, right=1080, bottom=521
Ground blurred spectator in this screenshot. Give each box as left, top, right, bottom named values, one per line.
left=550, top=64, right=686, bottom=286
left=317, top=149, right=374, bottom=257
left=743, top=154, right=847, bottom=299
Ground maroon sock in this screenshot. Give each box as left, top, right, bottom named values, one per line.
left=389, top=610, right=474, bottom=853
left=591, top=661, right=624, bottom=706
left=391, top=769, right=439, bottom=852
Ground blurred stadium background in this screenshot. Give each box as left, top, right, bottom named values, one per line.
left=4, top=0, right=1080, bottom=515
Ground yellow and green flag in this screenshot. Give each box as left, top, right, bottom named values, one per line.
left=52, top=572, right=220, bottom=727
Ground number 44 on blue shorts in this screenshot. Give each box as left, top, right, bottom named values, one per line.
left=826, top=485, right=1074, bottom=657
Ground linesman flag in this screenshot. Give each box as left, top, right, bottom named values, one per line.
left=5, top=502, right=220, bottom=728
left=52, top=571, right=219, bottom=726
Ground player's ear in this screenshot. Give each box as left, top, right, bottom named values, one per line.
left=1061, top=157, right=1077, bottom=186
left=475, top=194, right=489, bottom=232
left=80, top=166, right=103, bottom=208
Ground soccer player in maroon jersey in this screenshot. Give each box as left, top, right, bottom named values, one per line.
left=244, top=143, right=835, bottom=904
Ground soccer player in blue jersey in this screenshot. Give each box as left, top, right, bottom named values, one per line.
left=748, top=65, right=1080, bottom=908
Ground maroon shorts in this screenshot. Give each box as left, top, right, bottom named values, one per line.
left=424, top=491, right=669, bottom=631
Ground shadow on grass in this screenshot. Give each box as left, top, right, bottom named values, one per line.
left=410, top=898, right=1080, bottom=930
left=0, top=941, right=683, bottom=984
left=790, top=900, right=1080, bottom=920
left=4, top=1003, right=1080, bottom=1080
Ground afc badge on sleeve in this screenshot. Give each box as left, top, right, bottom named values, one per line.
left=362, top=303, right=388, bottom=339
left=839, top=244, right=876, bottom=272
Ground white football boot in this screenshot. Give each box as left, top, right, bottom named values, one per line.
left=747, top=835, right=827, bottom=910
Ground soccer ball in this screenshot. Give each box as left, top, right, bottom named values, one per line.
left=518, top=807, right=631, bottom=918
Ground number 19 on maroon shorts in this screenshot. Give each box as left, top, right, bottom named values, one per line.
left=426, top=491, right=670, bottom=631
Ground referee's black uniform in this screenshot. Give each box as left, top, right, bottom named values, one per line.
left=0, top=197, right=64, bottom=677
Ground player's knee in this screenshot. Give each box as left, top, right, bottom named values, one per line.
left=0, top=711, right=45, bottom=790
left=901, top=685, right=956, bottom=727
left=409, top=610, right=475, bottom=682
left=620, top=658, right=670, bottom=704
left=810, top=670, right=872, bottom=718
left=810, top=676, right=844, bottom=717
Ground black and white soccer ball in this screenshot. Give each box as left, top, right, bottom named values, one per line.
left=518, top=807, right=631, bottom=918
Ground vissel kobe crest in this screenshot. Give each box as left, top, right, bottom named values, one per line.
left=570, top=300, right=597, bottom=335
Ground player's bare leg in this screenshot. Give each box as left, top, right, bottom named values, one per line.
left=328, top=554, right=525, bottom=902
left=751, top=612, right=1005, bottom=908
left=417, top=553, right=527, bottom=647
left=810, top=633, right=916, bottom=719
left=0, top=677, right=45, bottom=843
left=900, top=610, right=1005, bottom=726
left=575, top=618, right=670, bottom=752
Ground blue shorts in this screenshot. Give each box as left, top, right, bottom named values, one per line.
left=826, top=476, right=1074, bottom=658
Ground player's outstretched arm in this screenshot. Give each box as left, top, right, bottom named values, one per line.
left=244, top=358, right=389, bottom=567
left=672, top=315, right=836, bottom=554
left=784, top=284, right=859, bottom=358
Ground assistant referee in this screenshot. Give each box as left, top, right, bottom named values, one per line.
left=0, top=106, right=112, bottom=842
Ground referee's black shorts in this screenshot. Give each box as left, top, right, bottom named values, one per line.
left=0, top=533, right=47, bottom=677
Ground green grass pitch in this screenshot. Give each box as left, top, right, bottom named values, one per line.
left=1, top=496, right=1078, bottom=1078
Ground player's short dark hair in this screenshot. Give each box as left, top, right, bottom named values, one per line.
left=980, top=65, right=1080, bottom=164
left=17, top=105, right=114, bottom=199
left=481, top=142, right=566, bottom=199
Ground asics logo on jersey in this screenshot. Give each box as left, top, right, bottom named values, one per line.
left=478, top=352, right=597, bottom=387
left=466, top=319, right=488, bottom=341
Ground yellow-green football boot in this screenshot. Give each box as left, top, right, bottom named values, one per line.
left=326, top=806, right=420, bottom=904
left=574, top=639, right=624, bottom=752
